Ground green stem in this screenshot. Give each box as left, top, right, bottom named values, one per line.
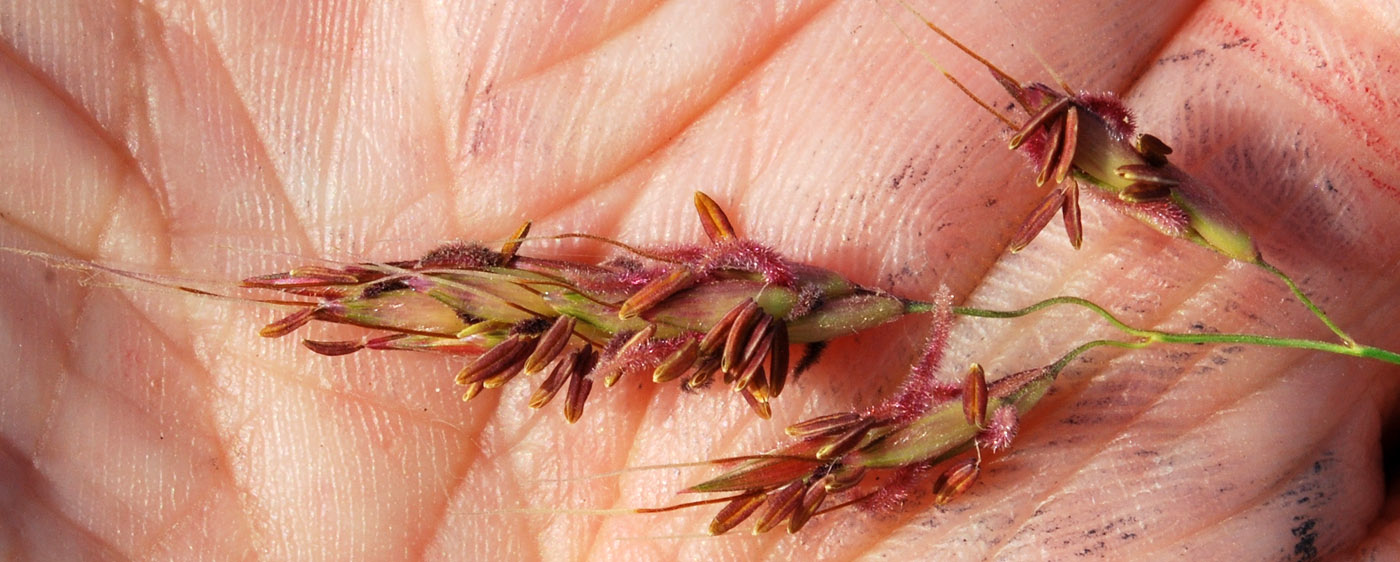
left=1049, top=338, right=1146, bottom=372
left=1256, top=259, right=1357, bottom=347
left=944, top=296, right=1400, bottom=366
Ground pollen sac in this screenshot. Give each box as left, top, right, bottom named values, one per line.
left=601, top=324, right=658, bottom=387
left=932, top=457, right=981, bottom=506
left=455, top=335, right=534, bottom=386
left=1134, top=133, right=1173, bottom=166
left=1115, top=164, right=1180, bottom=188
left=460, top=381, right=484, bottom=401
left=301, top=339, right=365, bottom=356
left=739, top=381, right=772, bottom=419
left=652, top=337, right=699, bottom=383
left=1120, top=181, right=1174, bottom=203
left=786, top=481, right=827, bottom=533
left=730, top=316, right=775, bottom=394
left=962, top=363, right=988, bottom=429
left=722, top=300, right=765, bottom=374
left=563, top=366, right=592, bottom=424
left=618, top=268, right=697, bottom=320
left=528, top=352, right=575, bottom=409
left=766, top=319, right=790, bottom=397
left=523, top=315, right=576, bottom=374
left=642, top=297, right=796, bottom=407
left=785, top=412, right=864, bottom=438
left=693, top=191, right=738, bottom=242
left=708, top=494, right=767, bottom=535
left=497, top=221, right=532, bottom=264
left=752, top=481, right=806, bottom=534
left=823, top=466, right=866, bottom=493
left=815, top=417, right=879, bottom=460
left=258, top=307, right=317, bottom=338
left=531, top=347, right=595, bottom=413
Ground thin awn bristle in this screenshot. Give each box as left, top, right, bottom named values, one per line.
left=537, top=232, right=688, bottom=264
left=987, top=0, right=1077, bottom=94
left=458, top=506, right=638, bottom=517
left=894, top=0, right=1022, bottom=89
left=883, top=0, right=1018, bottom=129
left=522, top=454, right=824, bottom=485
left=610, top=533, right=729, bottom=542
left=1030, top=40, right=1074, bottom=94
left=525, top=462, right=718, bottom=484
left=0, top=248, right=298, bottom=309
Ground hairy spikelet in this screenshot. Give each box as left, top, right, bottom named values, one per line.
left=241, top=192, right=914, bottom=422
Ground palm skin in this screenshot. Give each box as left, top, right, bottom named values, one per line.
left=3, top=0, right=1399, bottom=560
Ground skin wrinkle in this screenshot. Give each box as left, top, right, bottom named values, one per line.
left=1114, top=0, right=1205, bottom=91
left=215, top=387, right=280, bottom=557
left=1256, top=7, right=1400, bottom=167
left=421, top=390, right=512, bottom=552
left=131, top=467, right=231, bottom=556
left=183, top=0, right=318, bottom=256
left=130, top=1, right=176, bottom=223
left=1160, top=37, right=1380, bottom=255
left=1157, top=10, right=1400, bottom=267
left=629, top=387, right=762, bottom=502
left=680, top=1, right=853, bottom=254
left=123, top=3, right=170, bottom=218
left=417, top=0, right=454, bottom=158
left=0, top=50, right=122, bottom=254
left=487, top=1, right=669, bottom=90
left=314, top=2, right=370, bottom=248
left=453, top=5, right=661, bottom=240
left=210, top=324, right=395, bottom=557
left=1182, top=97, right=1323, bottom=263
left=1170, top=372, right=1377, bottom=556
left=479, top=0, right=837, bottom=232
left=549, top=1, right=785, bottom=247
left=1143, top=440, right=1346, bottom=557
left=5, top=271, right=81, bottom=516
left=605, top=389, right=758, bottom=554
left=846, top=7, right=1047, bottom=294
left=409, top=0, right=465, bottom=243
left=985, top=372, right=1198, bottom=556
left=493, top=419, right=562, bottom=562
left=30, top=387, right=158, bottom=557
left=0, top=31, right=146, bottom=200
left=30, top=293, right=83, bottom=474
left=1031, top=354, right=1304, bottom=556
left=2, top=443, right=129, bottom=561
left=334, top=372, right=480, bottom=558
left=507, top=376, right=655, bottom=560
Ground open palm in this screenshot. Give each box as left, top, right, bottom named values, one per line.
left=4, top=0, right=1399, bottom=559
